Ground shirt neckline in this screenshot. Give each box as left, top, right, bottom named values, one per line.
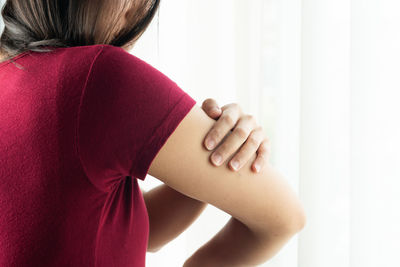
left=0, top=51, right=31, bottom=69
left=0, top=44, right=118, bottom=70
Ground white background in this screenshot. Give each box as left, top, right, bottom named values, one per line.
left=132, top=1, right=400, bottom=267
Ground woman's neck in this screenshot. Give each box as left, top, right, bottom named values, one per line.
left=0, top=52, right=6, bottom=63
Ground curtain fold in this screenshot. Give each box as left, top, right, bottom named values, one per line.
left=136, top=1, right=400, bottom=266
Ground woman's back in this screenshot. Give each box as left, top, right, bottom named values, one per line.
left=0, top=43, right=305, bottom=267
left=0, top=44, right=197, bottom=266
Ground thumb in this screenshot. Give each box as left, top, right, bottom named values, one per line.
left=201, top=98, right=222, bottom=118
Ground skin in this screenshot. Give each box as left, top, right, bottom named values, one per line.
left=0, top=9, right=272, bottom=254
left=145, top=100, right=306, bottom=266
left=1, top=44, right=272, bottom=252
left=2, top=40, right=276, bottom=256
left=0, top=52, right=5, bottom=63
left=120, top=15, right=271, bottom=173
left=126, top=44, right=271, bottom=172
left=139, top=98, right=271, bottom=253
left=121, top=35, right=272, bottom=252
left=1, top=42, right=271, bottom=171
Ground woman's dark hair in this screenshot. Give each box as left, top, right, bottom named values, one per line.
left=0, top=0, right=160, bottom=62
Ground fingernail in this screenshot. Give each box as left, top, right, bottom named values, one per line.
left=206, top=139, right=215, bottom=150
left=254, top=163, right=260, bottom=172
left=231, top=160, right=239, bottom=171
left=212, top=153, right=222, bottom=165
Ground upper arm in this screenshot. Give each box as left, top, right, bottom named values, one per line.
left=148, top=104, right=306, bottom=233
left=78, top=45, right=197, bottom=192
left=77, top=44, right=305, bottom=234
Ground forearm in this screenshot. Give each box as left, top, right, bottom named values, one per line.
left=183, top=217, right=294, bottom=267
left=143, top=184, right=208, bottom=252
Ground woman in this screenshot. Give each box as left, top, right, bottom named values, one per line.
left=0, top=0, right=306, bottom=266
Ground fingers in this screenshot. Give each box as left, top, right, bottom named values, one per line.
left=251, top=138, right=270, bottom=173
left=201, top=100, right=270, bottom=173
left=227, top=127, right=266, bottom=172
left=201, top=98, right=222, bottom=119
left=204, top=105, right=242, bottom=150
left=209, top=115, right=258, bottom=168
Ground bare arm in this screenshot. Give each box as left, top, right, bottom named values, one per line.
left=148, top=105, right=306, bottom=266
left=142, top=184, right=207, bottom=252
left=182, top=158, right=303, bottom=266
left=142, top=99, right=274, bottom=256
left=183, top=216, right=295, bottom=267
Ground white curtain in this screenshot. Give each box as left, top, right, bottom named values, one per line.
left=134, top=0, right=400, bottom=266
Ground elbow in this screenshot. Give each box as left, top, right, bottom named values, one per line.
left=293, top=204, right=307, bottom=232
left=282, top=203, right=307, bottom=235
left=269, top=203, right=307, bottom=237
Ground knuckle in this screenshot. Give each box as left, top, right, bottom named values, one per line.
left=247, top=135, right=259, bottom=146
left=222, top=114, right=235, bottom=126
left=262, top=135, right=270, bottom=143
left=236, top=103, right=243, bottom=112
left=256, top=128, right=268, bottom=140
left=260, top=152, right=268, bottom=161
left=231, top=103, right=240, bottom=109
left=233, top=127, right=248, bottom=139
left=260, top=141, right=269, bottom=151
left=229, top=103, right=242, bottom=113
left=245, top=114, right=256, bottom=122
left=209, top=130, right=220, bottom=142
left=219, top=141, right=234, bottom=156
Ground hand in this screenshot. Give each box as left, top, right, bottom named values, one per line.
left=201, top=98, right=270, bottom=173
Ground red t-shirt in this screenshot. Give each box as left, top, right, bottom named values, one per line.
left=0, top=44, right=197, bottom=266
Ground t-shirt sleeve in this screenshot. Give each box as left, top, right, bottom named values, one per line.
left=77, top=45, right=197, bottom=192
